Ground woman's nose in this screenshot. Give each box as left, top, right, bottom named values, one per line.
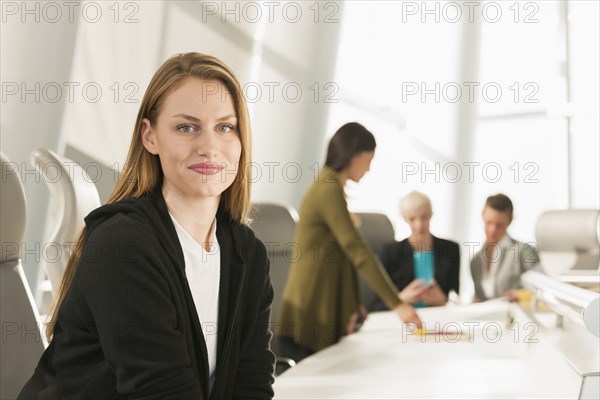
left=195, top=131, right=219, bottom=156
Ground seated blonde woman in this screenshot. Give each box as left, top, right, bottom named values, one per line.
left=370, top=191, right=460, bottom=310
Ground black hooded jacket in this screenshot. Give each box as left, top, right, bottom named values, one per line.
left=18, top=190, right=275, bottom=399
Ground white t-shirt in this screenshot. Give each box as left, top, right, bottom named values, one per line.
left=170, top=214, right=220, bottom=383
left=481, top=234, right=512, bottom=299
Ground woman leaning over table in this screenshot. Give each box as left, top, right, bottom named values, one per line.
left=276, top=122, right=422, bottom=362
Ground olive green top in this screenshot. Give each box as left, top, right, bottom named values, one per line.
left=276, top=166, right=401, bottom=351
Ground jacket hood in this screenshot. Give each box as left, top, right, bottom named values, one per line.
left=84, top=192, right=160, bottom=233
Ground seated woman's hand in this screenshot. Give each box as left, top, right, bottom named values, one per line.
left=419, top=280, right=447, bottom=306
left=399, top=279, right=427, bottom=303
left=503, top=289, right=520, bottom=302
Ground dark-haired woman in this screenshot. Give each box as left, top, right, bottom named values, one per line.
left=275, top=122, right=421, bottom=361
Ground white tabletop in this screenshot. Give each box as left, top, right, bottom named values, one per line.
left=273, top=300, right=587, bottom=399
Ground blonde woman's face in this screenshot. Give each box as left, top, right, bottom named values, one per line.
left=141, top=78, right=242, bottom=200
left=404, top=206, right=432, bottom=240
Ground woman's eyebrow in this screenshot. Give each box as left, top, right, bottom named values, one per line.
left=170, top=114, right=237, bottom=122
left=216, top=114, right=237, bottom=122
left=171, top=113, right=200, bottom=122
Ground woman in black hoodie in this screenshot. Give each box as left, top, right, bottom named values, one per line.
left=19, top=53, right=275, bottom=399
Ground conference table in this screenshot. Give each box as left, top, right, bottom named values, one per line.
left=273, top=300, right=599, bottom=399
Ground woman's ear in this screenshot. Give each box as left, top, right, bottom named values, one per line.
left=140, top=118, right=158, bottom=155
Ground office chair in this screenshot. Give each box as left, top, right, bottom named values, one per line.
left=535, top=209, right=600, bottom=278
left=29, top=148, right=101, bottom=309
left=0, top=151, right=47, bottom=399
left=250, top=202, right=299, bottom=373
left=355, top=212, right=396, bottom=311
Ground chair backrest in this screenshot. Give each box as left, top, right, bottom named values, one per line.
left=536, top=209, right=600, bottom=277
left=1, top=151, right=46, bottom=399
left=355, top=212, right=396, bottom=309
left=29, top=148, right=101, bottom=294
left=250, top=203, right=298, bottom=355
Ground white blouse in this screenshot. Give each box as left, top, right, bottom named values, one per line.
left=170, top=214, right=220, bottom=384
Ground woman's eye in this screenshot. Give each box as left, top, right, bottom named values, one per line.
left=218, top=124, right=236, bottom=133
left=177, top=124, right=196, bottom=133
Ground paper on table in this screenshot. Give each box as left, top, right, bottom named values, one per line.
left=360, top=300, right=511, bottom=336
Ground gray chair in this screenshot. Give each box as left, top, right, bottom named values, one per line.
left=250, top=202, right=298, bottom=361
left=535, top=209, right=600, bottom=278
left=29, top=148, right=101, bottom=311
left=355, top=212, right=396, bottom=310
left=1, top=151, right=46, bottom=399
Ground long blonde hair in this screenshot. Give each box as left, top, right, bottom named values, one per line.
left=45, top=53, right=252, bottom=340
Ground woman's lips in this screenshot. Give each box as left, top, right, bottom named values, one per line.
left=189, top=163, right=223, bottom=175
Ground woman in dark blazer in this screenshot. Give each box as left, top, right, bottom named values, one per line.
left=370, top=191, right=460, bottom=311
